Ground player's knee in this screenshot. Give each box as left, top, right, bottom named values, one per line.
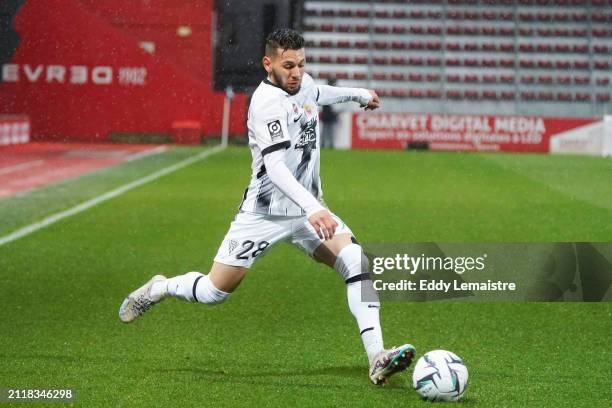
left=334, top=243, right=369, bottom=282
left=193, top=273, right=230, bottom=305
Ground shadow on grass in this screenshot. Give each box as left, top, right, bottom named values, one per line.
left=157, top=365, right=409, bottom=391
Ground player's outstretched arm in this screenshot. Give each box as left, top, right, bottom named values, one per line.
left=316, top=85, right=381, bottom=111
left=263, top=150, right=338, bottom=240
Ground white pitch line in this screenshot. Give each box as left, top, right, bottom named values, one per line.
left=0, top=145, right=225, bottom=248
left=125, top=145, right=169, bottom=162
left=0, top=160, right=45, bottom=176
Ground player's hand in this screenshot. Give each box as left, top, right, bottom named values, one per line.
left=364, top=90, right=380, bottom=111
left=308, top=210, right=338, bottom=241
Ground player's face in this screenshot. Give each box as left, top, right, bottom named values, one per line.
left=264, top=48, right=305, bottom=95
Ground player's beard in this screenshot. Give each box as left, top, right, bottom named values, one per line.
left=272, top=70, right=301, bottom=95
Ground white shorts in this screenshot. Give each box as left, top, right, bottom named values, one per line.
left=214, top=211, right=353, bottom=268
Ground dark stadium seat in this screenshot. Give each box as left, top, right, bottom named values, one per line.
left=409, top=90, right=425, bottom=98
left=427, top=89, right=443, bottom=98
left=390, top=56, right=406, bottom=66
left=594, top=60, right=610, bottom=70
left=465, top=74, right=479, bottom=83
left=335, top=56, right=350, bottom=64
left=390, top=73, right=405, bottom=81
left=446, top=74, right=461, bottom=82
left=482, top=59, right=497, bottom=67
left=427, top=57, right=442, bottom=66
left=482, top=43, right=497, bottom=51
left=373, top=41, right=388, bottom=49
left=597, top=93, right=611, bottom=103
left=537, top=92, right=554, bottom=101
left=409, top=41, right=425, bottom=50
left=447, top=43, right=461, bottom=51
left=521, top=91, right=536, bottom=100
left=556, top=60, right=571, bottom=69
left=593, top=44, right=608, bottom=53
left=596, top=77, right=610, bottom=86
left=354, top=55, right=368, bottom=64
left=592, top=28, right=609, bottom=37
left=372, top=72, right=387, bottom=81
left=392, top=89, right=408, bottom=97
left=555, top=44, right=571, bottom=53
left=554, top=12, right=569, bottom=21
left=573, top=60, right=589, bottom=70
left=426, top=73, right=441, bottom=82
left=537, top=60, right=553, bottom=69
left=352, top=72, right=368, bottom=80
left=482, top=90, right=498, bottom=99
left=409, top=73, right=424, bottom=81
left=446, top=90, right=463, bottom=99
left=374, top=26, right=390, bottom=34
left=391, top=41, right=406, bottom=50
left=557, top=75, right=572, bottom=84
left=500, top=43, right=515, bottom=52
left=536, top=44, right=552, bottom=53
left=521, top=76, right=535, bottom=84
left=575, top=92, right=591, bottom=102
left=335, top=72, right=349, bottom=80
left=482, top=74, right=497, bottom=83
left=501, top=91, right=516, bottom=100
left=574, top=76, right=590, bottom=85
left=427, top=41, right=442, bottom=50
left=373, top=56, right=388, bottom=65
left=557, top=92, right=572, bottom=101
left=538, top=75, right=553, bottom=84
left=568, top=40, right=588, bottom=53
left=465, top=90, right=479, bottom=99
left=500, top=74, right=515, bottom=83
left=446, top=58, right=461, bottom=66
left=408, top=57, right=424, bottom=66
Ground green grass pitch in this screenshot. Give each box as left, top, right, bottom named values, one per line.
left=1, top=146, right=611, bottom=407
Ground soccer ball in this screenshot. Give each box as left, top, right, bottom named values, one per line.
left=412, top=350, right=469, bottom=402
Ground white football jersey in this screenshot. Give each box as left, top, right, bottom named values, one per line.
left=239, top=73, right=322, bottom=216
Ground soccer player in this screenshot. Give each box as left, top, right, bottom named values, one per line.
left=119, top=28, right=415, bottom=385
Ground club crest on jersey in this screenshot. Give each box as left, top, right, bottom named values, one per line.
left=303, top=103, right=314, bottom=117
left=294, top=118, right=317, bottom=149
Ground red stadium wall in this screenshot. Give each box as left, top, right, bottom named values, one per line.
left=0, top=0, right=247, bottom=142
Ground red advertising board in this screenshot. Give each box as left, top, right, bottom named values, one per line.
left=352, top=113, right=599, bottom=153
left=0, top=0, right=246, bottom=143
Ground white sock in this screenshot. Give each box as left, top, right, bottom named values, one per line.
left=335, top=244, right=385, bottom=364
left=152, top=272, right=229, bottom=305
left=347, top=280, right=384, bottom=364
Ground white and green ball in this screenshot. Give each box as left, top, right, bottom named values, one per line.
left=412, top=350, right=469, bottom=402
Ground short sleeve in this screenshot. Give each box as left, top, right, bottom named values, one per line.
left=250, top=99, right=291, bottom=156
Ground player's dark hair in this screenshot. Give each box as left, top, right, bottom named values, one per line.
left=265, top=29, right=305, bottom=57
